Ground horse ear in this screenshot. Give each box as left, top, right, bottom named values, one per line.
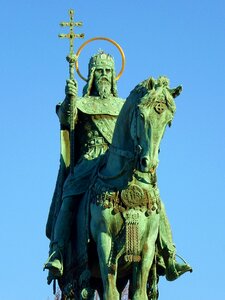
left=170, top=85, right=183, bottom=98
left=148, top=77, right=155, bottom=90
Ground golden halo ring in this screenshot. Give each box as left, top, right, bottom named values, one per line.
left=75, top=37, right=125, bottom=82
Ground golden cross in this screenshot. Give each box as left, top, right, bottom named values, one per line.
left=58, top=10, right=84, bottom=173
left=59, top=9, right=84, bottom=56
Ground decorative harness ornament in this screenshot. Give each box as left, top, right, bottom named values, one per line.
left=121, top=184, right=147, bottom=208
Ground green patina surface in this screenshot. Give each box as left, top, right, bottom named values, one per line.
left=44, top=9, right=192, bottom=300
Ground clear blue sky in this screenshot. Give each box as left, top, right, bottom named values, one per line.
left=1, top=1, right=225, bottom=299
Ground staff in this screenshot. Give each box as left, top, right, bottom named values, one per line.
left=58, top=9, right=84, bottom=174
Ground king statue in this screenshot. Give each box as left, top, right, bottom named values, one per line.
left=44, top=9, right=192, bottom=300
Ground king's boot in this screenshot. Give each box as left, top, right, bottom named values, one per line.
left=44, top=196, right=75, bottom=280
left=163, top=248, right=192, bottom=281
left=44, top=242, right=64, bottom=278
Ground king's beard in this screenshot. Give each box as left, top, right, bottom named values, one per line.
left=95, top=78, right=112, bottom=99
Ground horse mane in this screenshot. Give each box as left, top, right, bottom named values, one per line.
left=110, top=80, right=150, bottom=151
left=125, top=79, right=150, bottom=106
left=126, top=77, right=176, bottom=114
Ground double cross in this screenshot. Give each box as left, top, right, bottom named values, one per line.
left=58, top=9, right=84, bottom=174
left=59, top=9, right=84, bottom=79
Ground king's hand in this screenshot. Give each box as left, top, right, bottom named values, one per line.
left=65, top=79, right=78, bottom=98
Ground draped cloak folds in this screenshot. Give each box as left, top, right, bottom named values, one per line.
left=45, top=96, right=125, bottom=240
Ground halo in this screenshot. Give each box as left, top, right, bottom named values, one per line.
left=75, top=37, right=125, bottom=82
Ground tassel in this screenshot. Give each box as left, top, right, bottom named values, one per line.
left=124, top=210, right=141, bottom=262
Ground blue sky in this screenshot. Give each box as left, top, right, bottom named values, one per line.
left=0, top=1, right=225, bottom=299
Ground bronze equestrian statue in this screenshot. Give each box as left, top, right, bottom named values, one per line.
left=44, top=50, right=192, bottom=299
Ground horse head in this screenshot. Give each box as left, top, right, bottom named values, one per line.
left=129, top=76, right=181, bottom=174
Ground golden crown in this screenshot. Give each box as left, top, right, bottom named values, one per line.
left=89, top=50, right=115, bottom=69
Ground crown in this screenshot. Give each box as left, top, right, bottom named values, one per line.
left=89, top=50, right=115, bottom=69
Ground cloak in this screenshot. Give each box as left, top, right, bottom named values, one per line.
left=45, top=96, right=124, bottom=240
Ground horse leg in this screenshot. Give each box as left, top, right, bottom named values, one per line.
left=147, top=257, right=159, bottom=300
left=131, top=216, right=159, bottom=300
left=96, top=232, right=120, bottom=300
left=131, top=244, right=155, bottom=300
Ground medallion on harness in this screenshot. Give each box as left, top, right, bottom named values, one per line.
left=121, top=184, right=147, bottom=208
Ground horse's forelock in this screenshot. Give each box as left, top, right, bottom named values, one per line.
left=138, top=86, right=176, bottom=113
left=126, top=78, right=176, bottom=115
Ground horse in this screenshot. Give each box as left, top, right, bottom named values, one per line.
left=82, top=76, right=180, bottom=300
left=61, top=76, right=181, bottom=300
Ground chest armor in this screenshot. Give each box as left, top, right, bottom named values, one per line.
left=73, top=96, right=124, bottom=160
left=76, top=113, right=116, bottom=160
left=76, top=96, right=124, bottom=145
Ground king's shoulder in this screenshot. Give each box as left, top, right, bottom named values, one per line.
left=76, top=96, right=125, bottom=116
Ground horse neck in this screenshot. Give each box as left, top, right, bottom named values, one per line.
left=98, top=103, right=136, bottom=188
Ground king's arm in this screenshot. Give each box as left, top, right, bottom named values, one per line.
left=45, top=79, right=78, bottom=239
